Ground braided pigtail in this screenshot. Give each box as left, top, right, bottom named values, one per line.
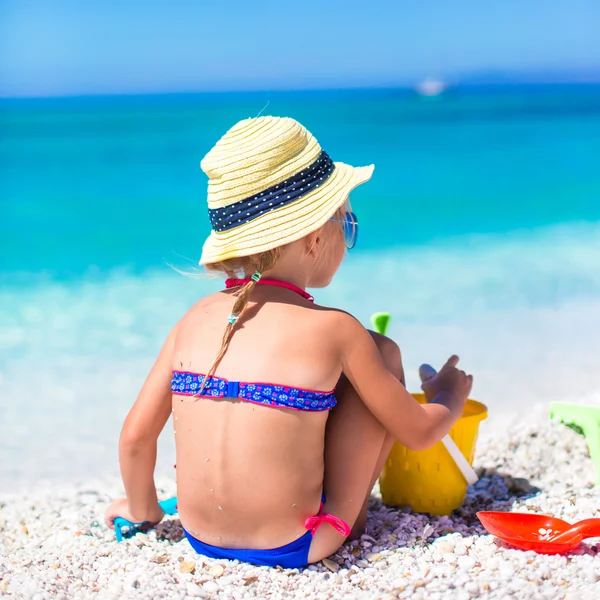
left=197, top=249, right=282, bottom=395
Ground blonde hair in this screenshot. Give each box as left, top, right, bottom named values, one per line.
left=198, top=248, right=282, bottom=393
left=198, top=203, right=349, bottom=394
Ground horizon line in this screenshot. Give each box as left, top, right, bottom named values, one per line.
left=2, top=79, right=600, bottom=101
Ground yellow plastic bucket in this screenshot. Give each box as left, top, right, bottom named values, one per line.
left=379, top=394, right=488, bottom=515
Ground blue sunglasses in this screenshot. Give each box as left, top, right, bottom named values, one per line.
left=330, top=211, right=358, bottom=250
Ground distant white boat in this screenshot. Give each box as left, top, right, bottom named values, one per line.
left=416, top=78, right=447, bottom=97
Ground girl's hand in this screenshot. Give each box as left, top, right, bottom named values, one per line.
left=104, top=497, right=164, bottom=529
left=421, top=355, right=473, bottom=405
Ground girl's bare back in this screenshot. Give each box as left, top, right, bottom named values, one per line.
left=173, top=286, right=342, bottom=549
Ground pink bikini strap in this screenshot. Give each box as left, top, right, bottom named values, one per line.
left=304, top=504, right=351, bottom=537
left=225, top=277, right=314, bottom=303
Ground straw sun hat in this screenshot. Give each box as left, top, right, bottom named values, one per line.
left=199, top=116, right=374, bottom=265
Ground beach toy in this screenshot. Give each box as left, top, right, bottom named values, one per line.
left=114, top=497, right=178, bottom=542
left=418, top=364, right=479, bottom=485
left=371, top=313, right=487, bottom=515
left=371, top=312, right=391, bottom=338
left=370, top=312, right=487, bottom=515
left=550, top=402, right=600, bottom=485
left=379, top=394, right=487, bottom=514
left=477, top=511, right=600, bottom=554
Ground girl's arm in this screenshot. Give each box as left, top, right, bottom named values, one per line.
left=336, top=313, right=472, bottom=450
left=112, top=327, right=177, bottom=523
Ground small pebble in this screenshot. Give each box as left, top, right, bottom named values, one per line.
left=209, top=564, right=225, bottom=577
left=179, top=560, right=196, bottom=574
left=322, top=558, right=339, bottom=572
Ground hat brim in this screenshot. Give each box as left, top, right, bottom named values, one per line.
left=199, top=162, right=374, bottom=265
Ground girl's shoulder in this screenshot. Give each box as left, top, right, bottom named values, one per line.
left=171, top=291, right=226, bottom=330
left=309, top=304, right=366, bottom=337
left=311, top=305, right=396, bottom=353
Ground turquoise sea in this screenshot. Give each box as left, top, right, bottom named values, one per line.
left=2, top=85, right=600, bottom=487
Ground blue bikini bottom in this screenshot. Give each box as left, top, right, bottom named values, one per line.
left=183, top=528, right=314, bottom=569
left=183, top=492, right=350, bottom=568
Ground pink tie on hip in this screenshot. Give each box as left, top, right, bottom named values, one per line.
left=305, top=509, right=351, bottom=537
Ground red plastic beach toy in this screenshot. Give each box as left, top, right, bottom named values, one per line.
left=477, top=511, right=600, bottom=554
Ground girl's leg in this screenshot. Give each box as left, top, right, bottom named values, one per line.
left=307, top=332, right=405, bottom=563
left=349, top=428, right=395, bottom=539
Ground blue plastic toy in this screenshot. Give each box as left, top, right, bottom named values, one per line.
left=114, top=497, right=179, bottom=542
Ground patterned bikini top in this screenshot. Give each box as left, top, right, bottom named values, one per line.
left=171, top=277, right=336, bottom=411
left=171, top=371, right=337, bottom=411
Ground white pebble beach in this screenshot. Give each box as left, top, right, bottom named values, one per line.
left=2, top=412, right=600, bottom=600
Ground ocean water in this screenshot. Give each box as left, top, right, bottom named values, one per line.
left=2, top=86, right=600, bottom=488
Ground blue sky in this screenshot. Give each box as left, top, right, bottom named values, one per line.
left=1, top=0, right=599, bottom=97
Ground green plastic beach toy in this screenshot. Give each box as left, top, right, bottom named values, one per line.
left=371, top=312, right=391, bottom=336
left=550, top=402, right=600, bottom=485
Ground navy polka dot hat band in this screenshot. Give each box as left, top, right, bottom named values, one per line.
left=208, top=150, right=335, bottom=232
left=199, top=116, right=374, bottom=265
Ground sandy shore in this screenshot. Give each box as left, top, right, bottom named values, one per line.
left=2, top=414, right=600, bottom=600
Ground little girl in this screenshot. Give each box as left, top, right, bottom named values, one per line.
left=105, top=116, right=473, bottom=568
